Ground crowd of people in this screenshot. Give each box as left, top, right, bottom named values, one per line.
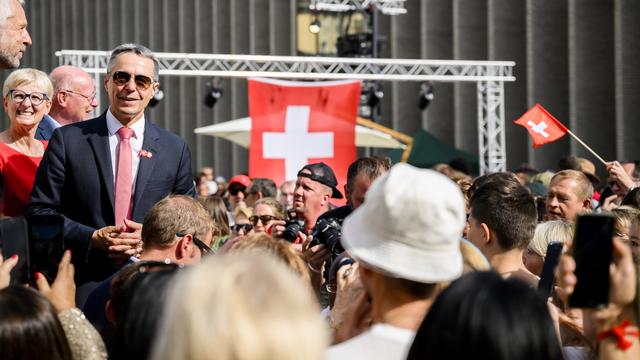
left=0, top=0, right=638, bottom=359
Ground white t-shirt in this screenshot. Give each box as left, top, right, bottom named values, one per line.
left=325, top=324, right=416, bottom=360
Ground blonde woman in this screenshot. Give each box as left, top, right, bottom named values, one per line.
left=0, top=68, right=52, bottom=217
left=250, top=197, right=285, bottom=234
left=523, top=220, right=574, bottom=276
left=151, top=254, right=328, bottom=360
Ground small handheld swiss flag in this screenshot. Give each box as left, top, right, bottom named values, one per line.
left=514, top=104, right=568, bottom=148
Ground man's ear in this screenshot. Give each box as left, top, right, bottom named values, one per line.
left=175, top=235, right=191, bottom=260
left=56, top=91, right=67, bottom=106
left=582, top=198, right=592, bottom=210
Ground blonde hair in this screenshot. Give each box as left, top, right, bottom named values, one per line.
left=151, top=254, right=327, bottom=360
left=233, top=206, right=252, bottom=222
left=3, top=68, right=53, bottom=99
left=550, top=170, right=593, bottom=201
left=252, top=197, right=284, bottom=220
left=611, top=206, right=640, bottom=238
left=529, top=220, right=574, bottom=257
left=460, top=239, right=490, bottom=273
left=230, top=233, right=309, bottom=283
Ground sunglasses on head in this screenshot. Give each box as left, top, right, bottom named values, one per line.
left=231, top=223, right=253, bottom=233
left=249, top=215, right=279, bottom=226
left=111, top=71, right=155, bottom=90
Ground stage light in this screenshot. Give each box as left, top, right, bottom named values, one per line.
left=204, top=79, right=223, bottom=108
left=418, top=81, right=434, bottom=110
left=149, top=88, right=164, bottom=107
left=309, top=17, right=321, bottom=34
left=359, top=81, right=384, bottom=119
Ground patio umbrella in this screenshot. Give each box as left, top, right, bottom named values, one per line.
left=194, top=117, right=408, bottom=150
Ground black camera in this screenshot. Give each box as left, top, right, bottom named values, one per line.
left=280, top=209, right=304, bottom=243
left=310, top=217, right=344, bottom=257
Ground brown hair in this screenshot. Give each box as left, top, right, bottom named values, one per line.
left=0, top=287, right=72, bottom=360
left=142, top=195, right=214, bottom=249
left=199, top=195, right=230, bottom=237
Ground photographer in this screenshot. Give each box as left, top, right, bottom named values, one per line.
left=272, top=162, right=342, bottom=243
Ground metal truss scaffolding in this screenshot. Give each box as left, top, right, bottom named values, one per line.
left=310, top=0, right=407, bottom=15
left=56, top=50, right=515, bottom=174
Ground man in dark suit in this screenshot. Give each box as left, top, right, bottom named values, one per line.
left=35, top=66, right=99, bottom=141
left=26, top=44, right=196, bottom=284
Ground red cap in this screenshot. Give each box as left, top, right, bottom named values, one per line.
left=228, top=174, right=251, bottom=189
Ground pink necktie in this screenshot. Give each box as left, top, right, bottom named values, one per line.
left=114, top=127, right=135, bottom=227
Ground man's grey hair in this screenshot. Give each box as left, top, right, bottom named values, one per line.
left=0, top=0, right=25, bottom=27
left=107, top=43, right=160, bottom=81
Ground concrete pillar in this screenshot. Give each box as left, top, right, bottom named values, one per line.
left=389, top=1, right=422, bottom=136
left=526, top=0, right=569, bottom=171
left=488, top=0, right=528, bottom=170
left=212, top=1, right=234, bottom=178
left=453, top=0, right=487, bottom=155
left=568, top=0, right=615, bottom=168
left=421, top=0, right=454, bottom=145
left=230, top=0, right=251, bottom=174
left=615, top=0, right=640, bottom=161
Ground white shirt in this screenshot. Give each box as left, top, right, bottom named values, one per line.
left=325, top=324, right=416, bottom=360
left=106, top=109, right=145, bottom=194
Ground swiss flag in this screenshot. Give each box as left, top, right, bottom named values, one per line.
left=514, top=104, right=568, bottom=148
left=248, top=78, right=360, bottom=199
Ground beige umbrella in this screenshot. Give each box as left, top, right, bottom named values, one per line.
left=194, top=117, right=409, bottom=150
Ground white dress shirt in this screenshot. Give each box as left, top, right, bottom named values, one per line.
left=106, top=109, right=146, bottom=194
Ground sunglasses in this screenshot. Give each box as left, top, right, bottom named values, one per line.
left=249, top=215, right=280, bottom=226
left=228, top=187, right=246, bottom=196
left=231, top=223, right=253, bottom=233
left=176, top=231, right=212, bottom=256
left=111, top=71, right=155, bottom=90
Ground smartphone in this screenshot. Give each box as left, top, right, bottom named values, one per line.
left=0, top=216, right=31, bottom=284
left=28, top=214, right=65, bottom=283
left=569, top=214, right=614, bottom=308
left=537, top=241, right=564, bottom=298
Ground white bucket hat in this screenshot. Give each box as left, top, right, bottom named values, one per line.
left=342, top=163, right=466, bottom=283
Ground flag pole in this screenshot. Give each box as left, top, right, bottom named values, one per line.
left=566, top=129, right=607, bottom=166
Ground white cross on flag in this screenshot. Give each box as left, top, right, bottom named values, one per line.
left=248, top=78, right=360, bottom=194
left=514, top=104, right=568, bottom=148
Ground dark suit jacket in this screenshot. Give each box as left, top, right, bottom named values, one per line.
left=35, top=115, right=60, bottom=141
left=26, top=112, right=195, bottom=283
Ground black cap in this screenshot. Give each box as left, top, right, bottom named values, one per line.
left=297, top=162, right=343, bottom=199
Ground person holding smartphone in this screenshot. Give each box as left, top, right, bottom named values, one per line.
left=556, top=229, right=639, bottom=358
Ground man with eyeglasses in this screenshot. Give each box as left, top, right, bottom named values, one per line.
left=35, top=66, right=99, bottom=141
left=27, top=43, right=196, bottom=286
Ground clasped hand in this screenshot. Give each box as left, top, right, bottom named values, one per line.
left=91, top=219, right=143, bottom=260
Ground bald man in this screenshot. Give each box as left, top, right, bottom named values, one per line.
left=36, top=65, right=99, bottom=140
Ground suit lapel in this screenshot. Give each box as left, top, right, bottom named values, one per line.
left=87, top=113, right=115, bottom=212
left=132, top=120, right=159, bottom=216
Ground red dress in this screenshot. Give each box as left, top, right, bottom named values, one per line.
left=0, top=140, right=47, bottom=216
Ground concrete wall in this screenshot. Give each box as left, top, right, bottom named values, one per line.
left=8, top=0, right=637, bottom=179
